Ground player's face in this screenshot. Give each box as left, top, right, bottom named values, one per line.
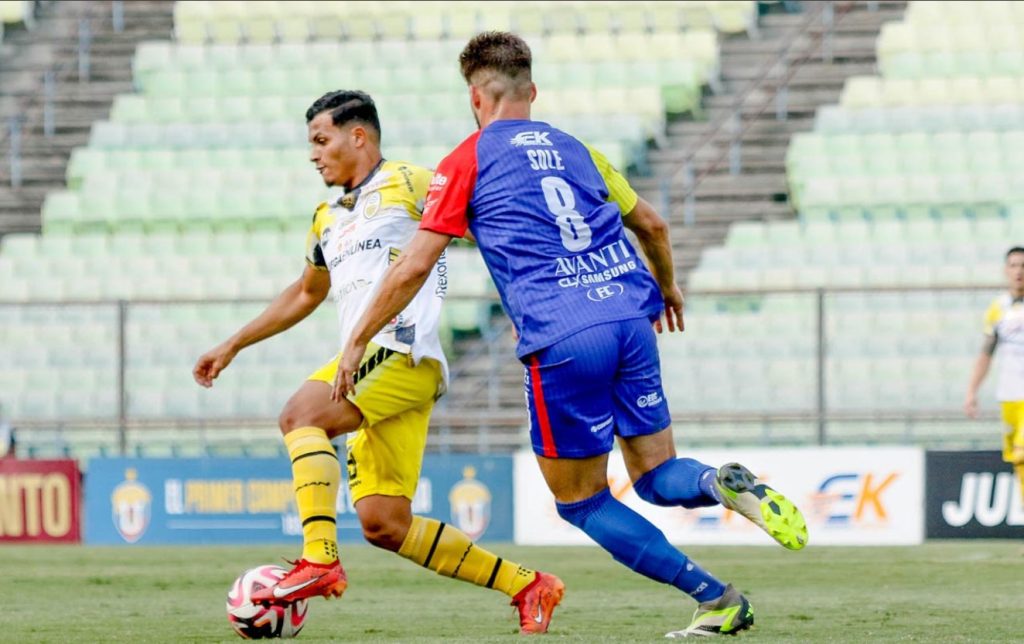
left=1006, top=252, right=1024, bottom=293
left=308, top=111, right=356, bottom=188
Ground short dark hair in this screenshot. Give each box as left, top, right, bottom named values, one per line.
left=305, top=90, right=381, bottom=138
left=1007, top=246, right=1024, bottom=261
left=459, top=31, right=532, bottom=97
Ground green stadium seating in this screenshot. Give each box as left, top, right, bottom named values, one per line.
left=4, top=0, right=736, bottom=431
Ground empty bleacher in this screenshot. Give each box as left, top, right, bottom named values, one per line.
left=2, top=0, right=735, bottom=459
left=684, top=0, right=1011, bottom=426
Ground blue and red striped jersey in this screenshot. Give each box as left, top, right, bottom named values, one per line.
left=420, top=119, right=663, bottom=358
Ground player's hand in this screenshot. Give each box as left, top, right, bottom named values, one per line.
left=193, top=342, right=237, bottom=388
left=654, top=284, right=685, bottom=333
left=334, top=342, right=367, bottom=402
left=964, top=392, right=978, bottom=419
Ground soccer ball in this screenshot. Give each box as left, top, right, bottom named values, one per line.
left=226, top=564, right=309, bottom=639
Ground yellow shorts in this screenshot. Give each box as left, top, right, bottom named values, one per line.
left=308, top=343, right=443, bottom=503
left=1000, top=401, right=1024, bottom=465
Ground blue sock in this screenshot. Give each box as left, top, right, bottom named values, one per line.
left=556, top=488, right=726, bottom=602
left=633, top=457, right=721, bottom=509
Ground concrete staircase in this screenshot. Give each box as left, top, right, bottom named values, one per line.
left=0, top=0, right=174, bottom=235
left=632, top=0, right=907, bottom=283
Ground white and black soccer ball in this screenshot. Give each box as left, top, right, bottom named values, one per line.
left=226, top=565, right=309, bottom=639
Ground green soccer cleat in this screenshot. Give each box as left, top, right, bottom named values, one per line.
left=716, top=462, right=808, bottom=551
left=665, top=584, right=753, bottom=638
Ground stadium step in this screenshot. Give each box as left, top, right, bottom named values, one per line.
left=667, top=117, right=814, bottom=142
left=652, top=1, right=896, bottom=279
left=649, top=144, right=788, bottom=170
left=0, top=0, right=175, bottom=237
left=721, top=61, right=878, bottom=87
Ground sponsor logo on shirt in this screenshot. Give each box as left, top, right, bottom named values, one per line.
left=337, top=278, right=373, bottom=298
left=434, top=249, right=448, bottom=298
left=636, top=392, right=663, bottom=408
left=329, top=238, right=382, bottom=269
left=554, top=240, right=638, bottom=288
left=586, top=283, right=624, bottom=302
left=509, top=131, right=552, bottom=147
left=430, top=173, right=448, bottom=188
left=397, top=165, right=416, bottom=193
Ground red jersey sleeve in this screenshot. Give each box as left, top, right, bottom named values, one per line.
left=419, top=132, right=480, bottom=238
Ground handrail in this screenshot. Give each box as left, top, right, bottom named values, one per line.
left=0, top=282, right=1004, bottom=308
left=667, top=1, right=856, bottom=221
left=0, top=283, right=1004, bottom=452
left=8, top=409, right=1001, bottom=432
left=0, top=1, right=118, bottom=185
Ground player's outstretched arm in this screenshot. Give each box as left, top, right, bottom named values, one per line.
left=193, top=266, right=331, bottom=387
left=964, top=335, right=996, bottom=418
left=335, top=229, right=452, bottom=400
left=622, top=197, right=684, bottom=333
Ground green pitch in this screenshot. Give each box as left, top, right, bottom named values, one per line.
left=2, top=542, right=1018, bottom=642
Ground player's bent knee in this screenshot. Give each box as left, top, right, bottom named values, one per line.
left=277, top=402, right=308, bottom=435
left=360, top=516, right=406, bottom=552
left=631, top=471, right=669, bottom=507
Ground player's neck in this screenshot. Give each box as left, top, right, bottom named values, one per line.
left=344, top=154, right=384, bottom=192
left=1010, top=287, right=1024, bottom=301
left=479, top=101, right=531, bottom=129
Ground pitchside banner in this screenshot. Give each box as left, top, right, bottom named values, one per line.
left=515, top=447, right=924, bottom=546
left=84, top=455, right=512, bottom=545
left=926, top=451, right=1024, bottom=539
left=0, top=459, right=81, bottom=543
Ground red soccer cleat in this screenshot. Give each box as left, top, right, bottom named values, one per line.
left=250, top=558, right=348, bottom=605
left=511, top=571, right=565, bottom=634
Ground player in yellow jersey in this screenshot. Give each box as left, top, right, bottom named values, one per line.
left=192, top=90, right=561, bottom=633
left=965, top=246, right=1024, bottom=499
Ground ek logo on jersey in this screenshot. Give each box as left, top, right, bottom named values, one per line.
left=509, top=131, right=552, bottom=147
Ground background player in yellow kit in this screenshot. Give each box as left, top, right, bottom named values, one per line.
left=966, top=246, right=1024, bottom=501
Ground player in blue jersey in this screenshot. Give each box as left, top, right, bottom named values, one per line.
left=338, top=32, right=808, bottom=638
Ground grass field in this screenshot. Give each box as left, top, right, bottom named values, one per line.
left=2, top=542, right=1019, bottom=642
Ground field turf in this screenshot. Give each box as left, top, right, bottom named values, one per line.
left=1, top=542, right=1019, bottom=642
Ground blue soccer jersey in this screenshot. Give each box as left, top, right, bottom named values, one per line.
left=420, top=119, right=664, bottom=358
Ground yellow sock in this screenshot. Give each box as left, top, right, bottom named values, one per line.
left=284, top=426, right=340, bottom=565
left=398, top=515, right=536, bottom=597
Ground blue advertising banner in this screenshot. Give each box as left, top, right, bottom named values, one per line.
left=84, top=455, right=513, bottom=545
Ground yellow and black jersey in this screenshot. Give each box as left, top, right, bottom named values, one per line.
left=984, top=293, right=1024, bottom=401
left=305, top=159, right=448, bottom=387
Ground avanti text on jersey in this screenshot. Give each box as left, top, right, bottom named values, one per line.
left=553, top=239, right=638, bottom=288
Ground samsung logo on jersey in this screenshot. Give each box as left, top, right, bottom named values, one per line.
left=509, top=131, right=552, bottom=147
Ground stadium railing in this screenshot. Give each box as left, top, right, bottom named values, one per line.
left=0, top=284, right=1004, bottom=461
left=661, top=0, right=841, bottom=225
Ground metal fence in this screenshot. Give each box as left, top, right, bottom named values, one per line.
left=0, top=285, right=1005, bottom=455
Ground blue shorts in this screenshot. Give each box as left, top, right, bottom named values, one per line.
left=522, top=317, right=671, bottom=458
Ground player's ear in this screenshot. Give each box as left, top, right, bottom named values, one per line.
left=529, top=82, right=537, bottom=103
left=349, top=124, right=366, bottom=148
left=469, top=84, right=483, bottom=111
